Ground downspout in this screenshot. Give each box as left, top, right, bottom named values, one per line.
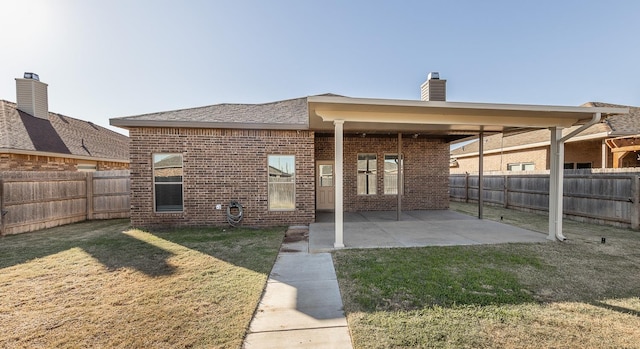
left=550, top=112, right=601, bottom=241
left=559, top=112, right=601, bottom=144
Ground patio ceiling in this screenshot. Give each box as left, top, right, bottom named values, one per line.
left=307, top=95, right=628, bottom=135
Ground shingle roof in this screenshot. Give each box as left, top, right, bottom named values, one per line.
left=451, top=102, right=638, bottom=156
left=583, top=102, right=640, bottom=136
left=111, top=96, right=310, bottom=128
left=0, top=100, right=129, bottom=161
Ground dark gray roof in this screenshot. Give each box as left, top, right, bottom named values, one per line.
left=451, top=102, right=638, bottom=156
left=0, top=100, right=129, bottom=161
left=582, top=102, right=640, bottom=136
left=111, top=96, right=310, bottom=129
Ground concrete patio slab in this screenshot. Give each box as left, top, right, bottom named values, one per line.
left=310, top=210, right=548, bottom=252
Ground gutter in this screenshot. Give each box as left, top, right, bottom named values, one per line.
left=559, top=113, right=602, bottom=143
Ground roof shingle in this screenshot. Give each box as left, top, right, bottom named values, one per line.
left=0, top=100, right=129, bottom=161
left=112, top=97, right=309, bottom=128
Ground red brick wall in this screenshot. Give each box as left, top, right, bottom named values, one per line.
left=129, top=127, right=315, bottom=228
left=0, top=153, right=128, bottom=171
left=315, top=135, right=450, bottom=211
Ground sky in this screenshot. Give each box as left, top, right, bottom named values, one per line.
left=1, top=0, right=639, bottom=136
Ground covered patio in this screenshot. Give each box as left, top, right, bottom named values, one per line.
left=308, top=95, right=628, bottom=248
left=309, top=210, right=548, bottom=252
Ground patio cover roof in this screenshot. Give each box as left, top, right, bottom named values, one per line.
left=307, top=95, right=628, bottom=135
left=307, top=95, right=628, bottom=248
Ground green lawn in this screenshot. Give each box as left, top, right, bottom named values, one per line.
left=0, top=220, right=284, bottom=349
left=334, top=202, right=640, bottom=348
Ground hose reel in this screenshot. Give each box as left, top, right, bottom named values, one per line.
left=226, top=201, right=244, bottom=227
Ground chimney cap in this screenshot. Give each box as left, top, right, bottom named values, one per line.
left=427, top=72, right=439, bottom=80
left=23, top=72, right=40, bottom=81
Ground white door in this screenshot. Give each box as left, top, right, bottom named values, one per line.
left=316, top=161, right=335, bottom=211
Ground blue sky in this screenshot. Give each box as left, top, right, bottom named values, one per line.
left=0, top=0, right=638, bottom=135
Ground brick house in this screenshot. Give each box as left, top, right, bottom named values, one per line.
left=110, top=73, right=626, bottom=245
left=0, top=73, right=129, bottom=171
left=450, top=102, right=639, bottom=173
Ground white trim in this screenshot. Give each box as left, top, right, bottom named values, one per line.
left=334, top=120, right=345, bottom=248
left=308, top=95, right=627, bottom=115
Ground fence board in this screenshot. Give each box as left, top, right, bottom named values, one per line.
left=0, top=170, right=130, bottom=235
left=450, top=168, right=640, bottom=230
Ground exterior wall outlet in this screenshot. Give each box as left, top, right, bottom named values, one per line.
left=215, top=204, right=222, bottom=210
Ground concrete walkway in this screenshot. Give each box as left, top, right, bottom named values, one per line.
left=243, top=228, right=353, bottom=349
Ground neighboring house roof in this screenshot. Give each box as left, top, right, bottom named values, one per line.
left=451, top=102, right=639, bottom=157
left=0, top=100, right=129, bottom=162
left=583, top=102, right=640, bottom=136
left=111, top=96, right=310, bottom=130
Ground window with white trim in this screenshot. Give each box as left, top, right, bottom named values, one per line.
left=268, top=155, right=295, bottom=210
left=153, top=153, right=183, bottom=212
left=507, top=162, right=534, bottom=171
left=357, top=154, right=377, bottom=195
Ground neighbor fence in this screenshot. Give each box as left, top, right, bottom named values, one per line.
left=0, top=170, right=130, bottom=236
left=450, top=168, right=640, bottom=230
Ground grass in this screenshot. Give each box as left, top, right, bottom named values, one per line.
left=334, top=202, right=640, bottom=348
left=0, top=220, right=284, bottom=349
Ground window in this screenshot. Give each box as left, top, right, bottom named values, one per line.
left=507, top=162, right=534, bottom=171
left=77, top=163, right=97, bottom=172
left=318, top=164, right=333, bottom=187
left=384, top=154, right=404, bottom=194
left=565, top=162, right=592, bottom=169
left=153, top=153, right=183, bottom=212
left=268, top=155, right=295, bottom=210
left=357, top=154, right=377, bottom=195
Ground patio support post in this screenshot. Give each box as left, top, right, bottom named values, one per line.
left=334, top=120, right=345, bottom=248
left=397, top=132, right=402, bottom=221
left=478, top=131, right=484, bottom=219
left=548, top=127, right=566, bottom=241
left=601, top=139, right=607, bottom=168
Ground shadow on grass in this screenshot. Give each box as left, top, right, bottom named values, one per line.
left=151, top=226, right=284, bottom=275
left=0, top=220, right=284, bottom=278
left=591, top=300, right=640, bottom=317
left=0, top=220, right=176, bottom=277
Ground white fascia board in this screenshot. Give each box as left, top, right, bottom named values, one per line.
left=308, top=95, right=628, bottom=115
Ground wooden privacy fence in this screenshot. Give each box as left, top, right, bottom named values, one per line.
left=0, top=170, right=130, bottom=236
left=450, top=169, right=640, bottom=230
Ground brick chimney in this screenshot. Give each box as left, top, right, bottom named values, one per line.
left=16, top=72, right=49, bottom=119
left=420, top=72, right=446, bottom=101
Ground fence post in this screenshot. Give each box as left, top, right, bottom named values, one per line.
left=0, top=179, right=4, bottom=236
left=465, top=172, right=469, bottom=203
left=86, top=172, right=94, bottom=220
left=503, top=174, right=509, bottom=208
left=632, top=175, right=640, bottom=230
